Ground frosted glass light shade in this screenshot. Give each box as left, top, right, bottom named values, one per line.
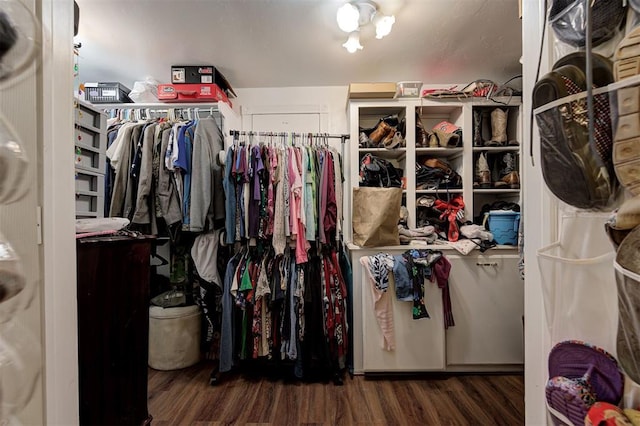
left=342, top=33, right=363, bottom=53
left=375, top=15, right=395, bottom=39
left=337, top=3, right=360, bottom=33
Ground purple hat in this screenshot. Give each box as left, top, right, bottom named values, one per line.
left=546, top=340, right=624, bottom=426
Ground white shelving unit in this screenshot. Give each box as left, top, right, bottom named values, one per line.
left=346, top=96, right=524, bottom=374
left=74, top=100, right=107, bottom=218
left=346, top=96, right=522, bottom=245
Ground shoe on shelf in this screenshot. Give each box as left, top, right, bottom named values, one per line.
left=416, top=111, right=430, bottom=147
left=485, top=108, right=508, bottom=146
left=369, top=120, right=394, bottom=146
left=434, top=128, right=461, bottom=148
left=359, top=131, right=371, bottom=148
left=427, top=130, right=439, bottom=147
left=473, top=109, right=484, bottom=147
left=475, top=152, right=491, bottom=189
left=384, top=131, right=404, bottom=149
left=494, top=152, right=520, bottom=189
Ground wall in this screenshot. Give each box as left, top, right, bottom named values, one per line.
left=235, top=86, right=350, bottom=136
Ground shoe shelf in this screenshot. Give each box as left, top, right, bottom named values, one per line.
left=358, top=147, right=406, bottom=160
left=346, top=96, right=522, bottom=246
left=472, top=146, right=520, bottom=153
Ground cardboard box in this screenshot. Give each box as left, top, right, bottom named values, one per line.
left=157, top=83, right=232, bottom=107
left=170, top=65, right=236, bottom=98
left=348, top=82, right=397, bottom=99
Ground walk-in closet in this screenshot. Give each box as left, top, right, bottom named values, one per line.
left=7, top=1, right=638, bottom=425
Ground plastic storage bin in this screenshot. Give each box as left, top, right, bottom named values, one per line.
left=396, top=81, right=422, bottom=98
left=484, top=210, right=520, bottom=245
left=84, top=82, right=132, bottom=104
left=148, top=305, right=201, bottom=370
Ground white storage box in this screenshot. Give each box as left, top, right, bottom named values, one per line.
left=396, top=81, right=422, bottom=98
left=148, top=305, right=201, bottom=370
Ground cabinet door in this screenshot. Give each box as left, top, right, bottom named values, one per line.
left=77, top=237, right=152, bottom=425
left=362, top=271, right=445, bottom=371
left=445, top=253, right=524, bottom=365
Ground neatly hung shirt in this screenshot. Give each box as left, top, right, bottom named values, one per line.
left=132, top=122, right=157, bottom=226
left=223, top=146, right=237, bottom=244
left=248, top=144, right=264, bottom=238
left=332, top=149, right=343, bottom=238
left=108, top=123, right=138, bottom=218
left=304, top=147, right=317, bottom=241
left=190, top=116, right=224, bottom=233
left=289, top=147, right=309, bottom=264
left=266, top=146, right=278, bottom=237
left=272, top=148, right=287, bottom=255
left=323, top=150, right=338, bottom=242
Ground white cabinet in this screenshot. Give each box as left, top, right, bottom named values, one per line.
left=360, top=248, right=446, bottom=372
left=352, top=247, right=524, bottom=373
left=445, top=253, right=524, bottom=366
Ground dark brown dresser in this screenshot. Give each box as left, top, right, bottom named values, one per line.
left=76, top=236, right=153, bottom=425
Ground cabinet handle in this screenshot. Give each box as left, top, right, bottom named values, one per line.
left=476, top=262, right=498, bottom=267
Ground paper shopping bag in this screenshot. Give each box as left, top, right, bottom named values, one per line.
left=352, top=187, right=402, bottom=247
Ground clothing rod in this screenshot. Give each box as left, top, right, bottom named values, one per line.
left=229, top=130, right=350, bottom=141
left=95, top=102, right=221, bottom=110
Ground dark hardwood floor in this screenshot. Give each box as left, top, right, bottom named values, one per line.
left=148, top=361, right=524, bottom=425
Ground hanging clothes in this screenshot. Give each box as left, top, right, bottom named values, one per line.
left=104, top=111, right=225, bottom=236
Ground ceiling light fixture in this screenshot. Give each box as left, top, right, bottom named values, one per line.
left=337, top=0, right=395, bottom=52
left=342, top=32, right=363, bottom=53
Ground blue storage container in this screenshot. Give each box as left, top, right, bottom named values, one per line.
left=484, top=210, right=520, bottom=245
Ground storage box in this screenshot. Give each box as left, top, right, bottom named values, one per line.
left=348, top=82, right=397, bottom=99
left=396, top=81, right=422, bottom=98
left=170, top=65, right=236, bottom=97
left=84, top=82, right=132, bottom=104
left=157, top=83, right=232, bottom=107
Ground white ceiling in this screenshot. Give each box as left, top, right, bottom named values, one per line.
left=74, top=0, right=523, bottom=91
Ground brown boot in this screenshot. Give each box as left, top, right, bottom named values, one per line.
left=416, top=112, right=430, bottom=147
left=369, top=120, right=394, bottom=145
left=494, top=152, right=520, bottom=188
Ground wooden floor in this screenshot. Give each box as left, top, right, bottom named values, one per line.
left=148, top=361, right=524, bottom=425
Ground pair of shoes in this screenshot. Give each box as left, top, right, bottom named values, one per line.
left=493, top=152, right=520, bottom=189
left=369, top=120, right=395, bottom=146
left=476, top=108, right=519, bottom=147
left=432, top=121, right=462, bottom=147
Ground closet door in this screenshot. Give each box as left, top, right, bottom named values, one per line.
left=361, top=255, right=446, bottom=372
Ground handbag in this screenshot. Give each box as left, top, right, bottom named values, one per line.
left=359, top=153, right=403, bottom=188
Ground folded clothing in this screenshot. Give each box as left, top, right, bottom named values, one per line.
left=76, top=217, right=130, bottom=233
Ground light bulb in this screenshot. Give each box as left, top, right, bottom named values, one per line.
left=337, top=3, right=360, bottom=33
left=343, top=33, right=363, bottom=53
left=375, top=15, right=395, bottom=39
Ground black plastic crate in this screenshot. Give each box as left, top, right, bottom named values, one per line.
left=84, top=82, right=132, bottom=104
